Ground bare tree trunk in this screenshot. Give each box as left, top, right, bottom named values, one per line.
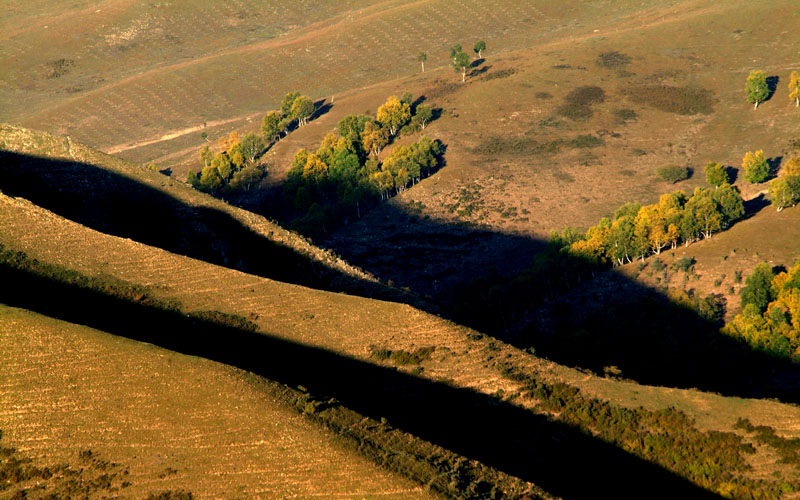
left=754, top=101, right=759, bottom=110
left=421, top=61, right=425, bottom=72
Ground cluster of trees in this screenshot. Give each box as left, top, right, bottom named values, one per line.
left=188, top=131, right=266, bottom=194
left=283, top=93, right=441, bottom=237
left=187, top=91, right=317, bottom=194
left=724, top=261, right=800, bottom=358
left=768, top=156, right=800, bottom=211
left=262, top=91, right=316, bottom=141
left=415, top=40, right=485, bottom=81
left=565, top=186, right=745, bottom=267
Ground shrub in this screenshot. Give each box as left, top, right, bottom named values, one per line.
left=655, top=165, right=689, bottom=183
left=673, top=256, right=695, bottom=272
left=596, top=51, right=631, bottom=69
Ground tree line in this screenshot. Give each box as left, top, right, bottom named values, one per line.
left=565, top=185, right=745, bottom=267
left=187, top=91, right=316, bottom=194
left=724, top=261, right=800, bottom=358
left=283, top=92, right=441, bottom=238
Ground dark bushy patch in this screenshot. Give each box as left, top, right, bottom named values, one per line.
left=472, top=136, right=563, bottom=157
left=624, top=85, right=715, bottom=115
left=497, top=365, right=788, bottom=498
left=370, top=346, right=435, bottom=365
left=655, top=165, right=690, bottom=183
left=556, top=86, right=606, bottom=121
left=613, top=108, right=637, bottom=124
left=482, top=68, right=516, bottom=81
left=565, top=86, right=606, bottom=106
left=534, top=92, right=552, bottom=99
left=569, top=135, right=604, bottom=149
left=555, top=103, right=594, bottom=120
left=596, top=51, right=631, bottom=69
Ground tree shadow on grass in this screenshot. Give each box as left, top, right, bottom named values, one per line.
left=0, top=260, right=724, bottom=500
left=766, top=75, right=779, bottom=102
left=768, top=155, right=783, bottom=178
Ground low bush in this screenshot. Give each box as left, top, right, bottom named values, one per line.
left=655, top=164, right=690, bottom=183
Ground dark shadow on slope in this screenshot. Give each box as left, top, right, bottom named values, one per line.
left=0, top=151, right=404, bottom=302
left=321, top=201, right=799, bottom=404
left=1, top=152, right=796, bottom=404
left=0, top=261, right=724, bottom=500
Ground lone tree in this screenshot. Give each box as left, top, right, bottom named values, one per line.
left=415, top=104, right=433, bottom=129
left=745, top=70, right=769, bottom=109
left=417, top=51, right=427, bottom=72
left=789, top=70, right=800, bottom=107
left=704, top=161, right=730, bottom=187
left=453, top=49, right=470, bottom=82
left=473, top=40, right=486, bottom=59
left=742, top=149, right=769, bottom=183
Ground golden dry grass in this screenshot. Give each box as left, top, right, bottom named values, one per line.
left=0, top=305, right=434, bottom=499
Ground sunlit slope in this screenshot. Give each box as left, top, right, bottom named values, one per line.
left=3, top=0, right=692, bottom=161
left=0, top=305, right=434, bottom=499
left=0, top=124, right=380, bottom=290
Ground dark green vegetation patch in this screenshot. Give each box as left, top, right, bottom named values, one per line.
left=596, top=51, right=632, bottom=69
left=624, top=85, right=716, bottom=115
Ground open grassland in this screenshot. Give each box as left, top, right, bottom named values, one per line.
left=0, top=305, right=435, bottom=499
left=3, top=0, right=702, bottom=165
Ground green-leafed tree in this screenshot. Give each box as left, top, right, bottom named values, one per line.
left=473, top=40, right=486, bottom=59
left=685, top=188, right=722, bottom=239
left=261, top=111, right=284, bottom=143
left=417, top=51, right=427, bottom=72
left=768, top=177, right=798, bottom=211
left=789, top=71, right=800, bottom=107
left=291, top=96, right=315, bottom=126
left=187, top=170, right=200, bottom=188
left=742, top=149, right=769, bottom=183
left=740, top=263, right=775, bottom=313
left=712, top=183, right=745, bottom=227
left=230, top=165, right=265, bottom=192
left=337, top=114, right=371, bottom=144
left=745, top=70, right=769, bottom=109
left=704, top=161, right=729, bottom=187
left=281, top=91, right=301, bottom=116
left=240, top=132, right=265, bottom=164
left=376, top=96, right=411, bottom=135
left=453, top=50, right=470, bottom=82
left=200, top=165, right=223, bottom=193
left=415, top=105, right=433, bottom=129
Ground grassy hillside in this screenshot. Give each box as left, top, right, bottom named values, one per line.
left=2, top=131, right=800, bottom=497
left=2, top=0, right=715, bottom=165
left=0, top=305, right=434, bottom=499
